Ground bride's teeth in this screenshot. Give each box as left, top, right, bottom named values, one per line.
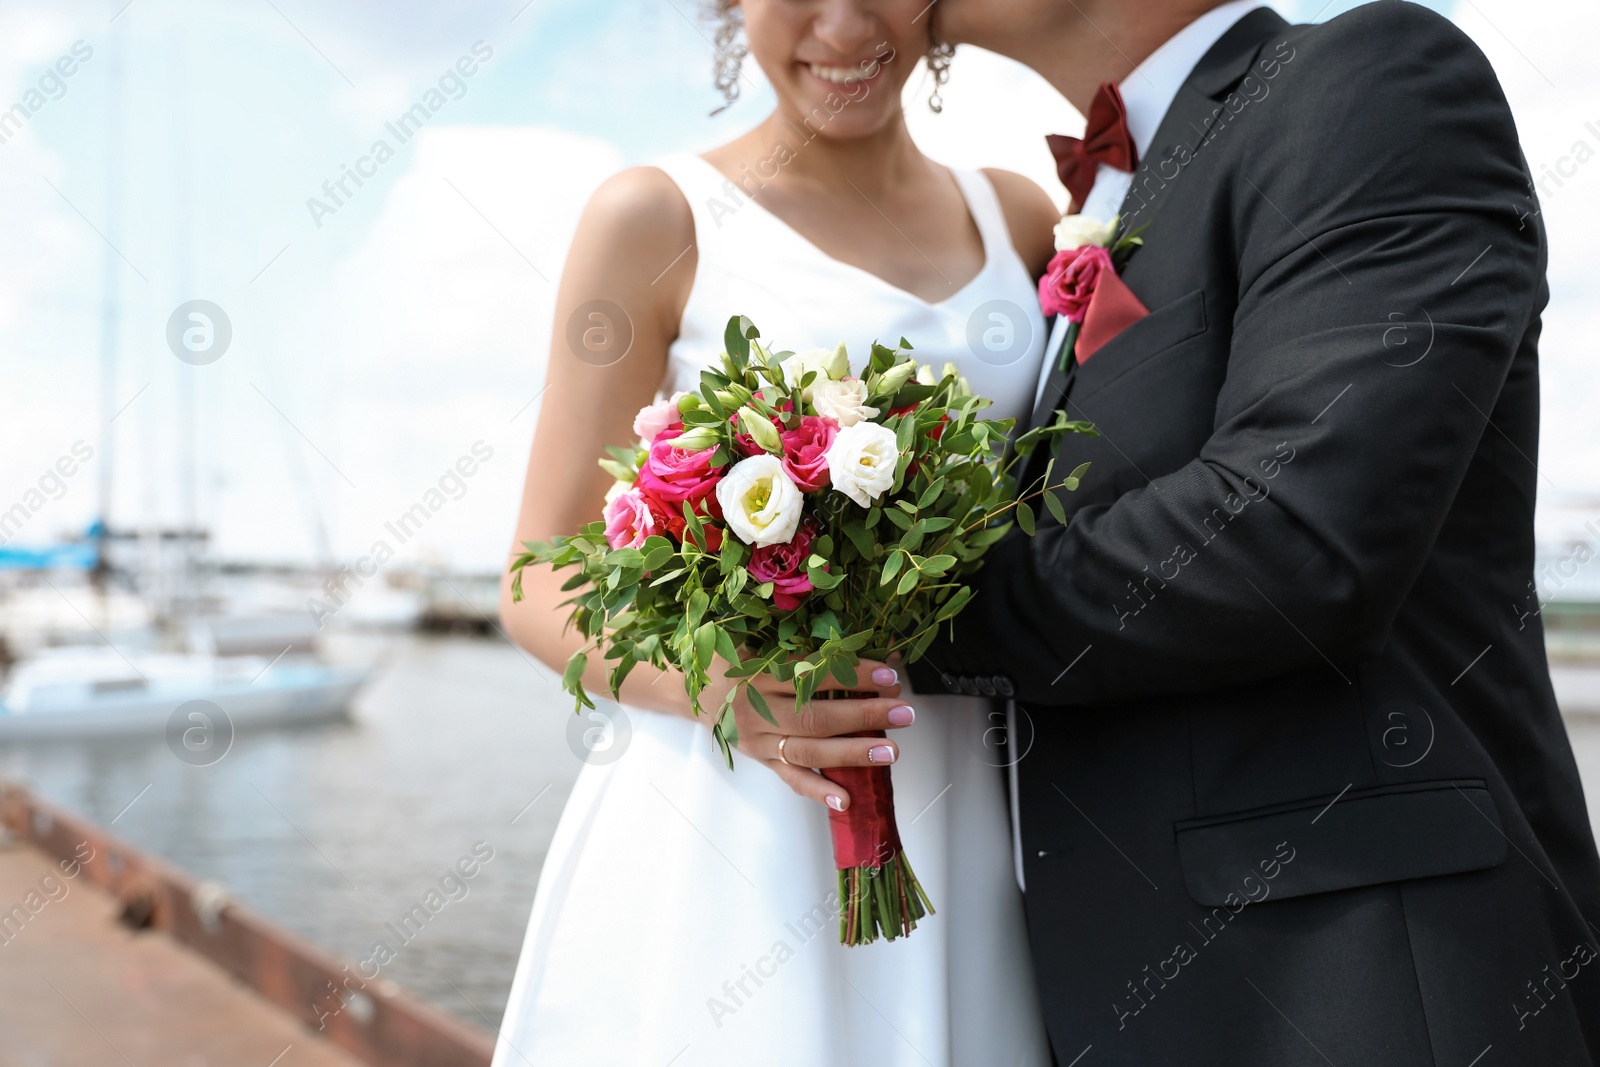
left=808, top=60, right=880, bottom=85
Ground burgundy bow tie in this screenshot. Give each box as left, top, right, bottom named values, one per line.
left=1046, top=82, right=1139, bottom=213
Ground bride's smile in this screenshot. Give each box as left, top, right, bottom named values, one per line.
left=800, top=53, right=887, bottom=90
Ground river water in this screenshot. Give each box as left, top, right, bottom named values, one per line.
left=2, top=632, right=1599, bottom=1031
left=0, top=632, right=587, bottom=1031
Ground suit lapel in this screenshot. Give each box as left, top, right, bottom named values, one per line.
left=1026, top=7, right=1290, bottom=432
left=1119, top=7, right=1290, bottom=231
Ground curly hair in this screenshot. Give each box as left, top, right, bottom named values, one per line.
left=705, top=1, right=749, bottom=114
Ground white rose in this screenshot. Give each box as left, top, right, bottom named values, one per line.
left=632, top=390, right=688, bottom=443
left=1053, top=212, right=1118, bottom=251
left=715, top=454, right=803, bottom=547
left=779, top=344, right=848, bottom=399
left=811, top=378, right=880, bottom=428
left=915, top=363, right=938, bottom=386
left=825, top=421, right=900, bottom=508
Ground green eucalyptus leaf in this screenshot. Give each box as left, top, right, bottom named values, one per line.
left=562, top=652, right=588, bottom=694
left=693, top=622, right=717, bottom=674
left=724, top=316, right=751, bottom=361
left=843, top=521, right=876, bottom=558
left=687, top=588, right=710, bottom=629
left=895, top=569, right=919, bottom=597
left=714, top=625, right=740, bottom=666
left=809, top=568, right=845, bottom=590
left=745, top=684, right=778, bottom=727
left=936, top=586, right=973, bottom=621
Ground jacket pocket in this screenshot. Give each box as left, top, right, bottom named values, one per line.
left=1071, top=287, right=1208, bottom=403
left=1174, top=779, right=1507, bottom=907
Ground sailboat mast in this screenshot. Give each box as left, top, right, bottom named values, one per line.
left=171, top=26, right=198, bottom=618
left=94, top=0, right=126, bottom=589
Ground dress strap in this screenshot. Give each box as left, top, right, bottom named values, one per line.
left=649, top=153, right=773, bottom=260
left=648, top=153, right=713, bottom=247
left=948, top=168, right=1014, bottom=265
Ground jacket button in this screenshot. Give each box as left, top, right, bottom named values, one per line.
left=995, top=676, right=1015, bottom=697
left=976, top=676, right=997, bottom=696
left=959, top=676, right=979, bottom=696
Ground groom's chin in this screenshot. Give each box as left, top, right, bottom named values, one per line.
left=933, top=0, right=1042, bottom=53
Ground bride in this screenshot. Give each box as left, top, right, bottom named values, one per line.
left=496, top=1, right=1060, bottom=1063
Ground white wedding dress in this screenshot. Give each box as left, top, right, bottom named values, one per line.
left=492, top=154, right=1052, bottom=1067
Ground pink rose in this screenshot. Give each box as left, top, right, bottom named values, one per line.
left=637, top=486, right=723, bottom=551
left=633, top=393, right=686, bottom=444
left=603, top=488, right=655, bottom=550
left=780, top=415, right=837, bottom=492
left=746, top=523, right=815, bottom=610
left=637, top=432, right=723, bottom=510
left=1038, top=245, right=1113, bottom=322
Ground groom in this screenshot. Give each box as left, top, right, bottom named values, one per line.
left=899, top=0, right=1600, bottom=1063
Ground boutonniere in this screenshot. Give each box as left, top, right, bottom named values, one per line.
left=1039, top=213, right=1148, bottom=371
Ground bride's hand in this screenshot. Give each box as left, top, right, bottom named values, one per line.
left=702, top=660, right=915, bottom=812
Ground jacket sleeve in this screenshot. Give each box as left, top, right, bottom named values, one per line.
left=910, top=4, right=1544, bottom=705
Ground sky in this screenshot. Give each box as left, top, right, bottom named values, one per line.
left=2, top=0, right=1596, bottom=573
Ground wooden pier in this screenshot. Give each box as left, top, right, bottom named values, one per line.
left=0, top=785, right=495, bottom=1067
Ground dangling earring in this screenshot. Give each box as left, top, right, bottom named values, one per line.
left=926, top=38, right=955, bottom=114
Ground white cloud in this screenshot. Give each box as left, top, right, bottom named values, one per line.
left=209, top=125, right=625, bottom=568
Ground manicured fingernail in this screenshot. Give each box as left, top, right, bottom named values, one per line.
left=887, top=705, right=915, bottom=726
left=871, top=667, right=898, bottom=687
left=826, top=794, right=847, bottom=812
left=869, top=745, right=896, bottom=764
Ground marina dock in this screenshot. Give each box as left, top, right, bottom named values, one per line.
left=0, top=785, right=495, bottom=1066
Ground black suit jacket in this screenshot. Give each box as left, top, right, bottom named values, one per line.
left=912, top=4, right=1600, bottom=1063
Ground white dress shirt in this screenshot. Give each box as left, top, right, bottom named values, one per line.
left=1014, top=2, right=1265, bottom=892
left=1032, top=0, right=1263, bottom=413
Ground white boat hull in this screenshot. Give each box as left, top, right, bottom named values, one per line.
left=0, top=666, right=370, bottom=741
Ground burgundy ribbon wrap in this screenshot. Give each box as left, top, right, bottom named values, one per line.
left=820, top=730, right=903, bottom=869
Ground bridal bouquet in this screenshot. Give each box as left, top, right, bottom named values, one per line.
left=510, top=316, right=1090, bottom=945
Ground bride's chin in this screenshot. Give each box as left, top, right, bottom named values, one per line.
left=778, top=107, right=897, bottom=144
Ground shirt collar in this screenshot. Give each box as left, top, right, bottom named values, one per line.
left=1118, top=0, right=1264, bottom=157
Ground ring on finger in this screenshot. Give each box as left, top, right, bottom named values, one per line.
left=777, top=735, right=794, bottom=766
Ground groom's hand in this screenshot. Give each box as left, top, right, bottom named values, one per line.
left=717, top=660, right=915, bottom=812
